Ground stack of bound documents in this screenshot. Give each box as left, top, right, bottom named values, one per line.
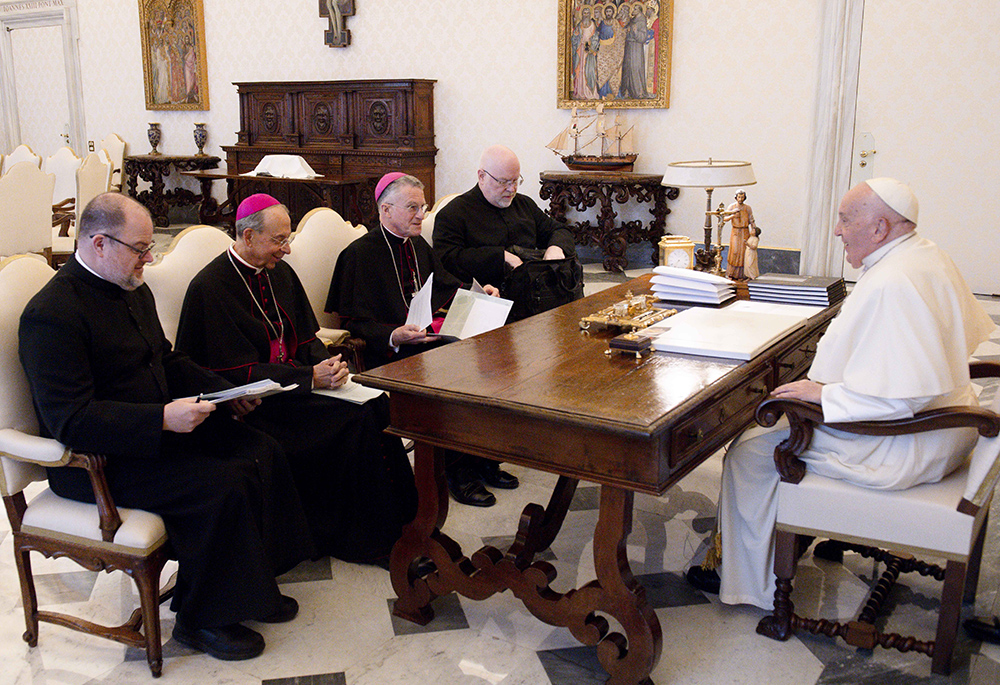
left=650, top=266, right=736, bottom=306
left=747, top=273, right=846, bottom=306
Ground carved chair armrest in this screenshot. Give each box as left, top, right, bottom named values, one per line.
left=755, top=396, right=1000, bottom=484
left=970, top=360, right=1000, bottom=380
left=65, top=452, right=122, bottom=542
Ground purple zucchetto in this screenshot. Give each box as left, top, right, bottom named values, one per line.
left=375, top=172, right=407, bottom=202
left=236, top=193, right=281, bottom=221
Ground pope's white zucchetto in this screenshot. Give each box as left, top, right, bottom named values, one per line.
left=865, top=177, right=919, bottom=224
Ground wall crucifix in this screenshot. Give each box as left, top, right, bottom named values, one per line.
left=319, top=0, right=355, bottom=48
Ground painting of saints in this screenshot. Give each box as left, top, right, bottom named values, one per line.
left=619, top=2, right=649, bottom=98
left=596, top=4, right=626, bottom=98
left=572, top=5, right=599, bottom=99
left=141, top=0, right=209, bottom=110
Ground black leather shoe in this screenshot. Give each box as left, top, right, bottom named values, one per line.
left=479, top=465, right=519, bottom=490
left=447, top=469, right=496, bottom=507
left=964, top=616, right=1000, bottom=645
left=258, top=594, right=298, bottom=624
left=685, top=566, right=721, bottom=595
left=812, top=539, right=847, bottom=563
left=172, top=621, right=265, bottom=661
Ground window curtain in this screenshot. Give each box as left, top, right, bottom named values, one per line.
left=800, top=0, right=865, bottom=277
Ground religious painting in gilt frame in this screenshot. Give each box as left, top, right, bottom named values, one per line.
left=138, top=0, right=209, bottom=111
left=557, top=0, right=672, bottom=109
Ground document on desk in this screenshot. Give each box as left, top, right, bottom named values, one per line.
left=650, top=302, right=810, bottom=360
left=437, top=288, right=513, bottom=340
left=312, top=375, right=384, bottom=404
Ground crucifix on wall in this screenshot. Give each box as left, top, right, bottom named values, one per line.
left=319, top=0, right=355, bottom=48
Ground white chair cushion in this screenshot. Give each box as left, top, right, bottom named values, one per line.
left=22, top=488, right=167, bottom=554
left=776, top=464, right=974, bottom=560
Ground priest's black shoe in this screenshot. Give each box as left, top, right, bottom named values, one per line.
left=447, top=468, right=496, bottom=507
left=686, top=566, right=721, bottom=595
left=258, top=594, right=298, bottom=623
left=478, top=463, right=519, bottom=490
left=172, top=621, right=265, bottom=661
left=964, top=616, right=1000, bottom=644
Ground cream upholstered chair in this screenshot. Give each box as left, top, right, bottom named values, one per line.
left=0, top=255, right=172, bottom=677
left=44, top=147, right=83, bottom=262
left=284, top=207, right=367, bottom=369
left=2, top=144, right=41, bottom=175
left=420, top=192, right=458, bottom=248
left=754, top=362, right=1000, bottom=676
left=99, top=133, right=127, bottom=191
left=144, top=225, right=233, bottom=346
left=0, top=162, right=56, bottom=263
left=74, top=152, right=113, bottom=226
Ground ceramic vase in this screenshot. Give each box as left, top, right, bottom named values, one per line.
left=147, top=123, right=162, bottom=155
left=193, top=123, right=208, bottom=156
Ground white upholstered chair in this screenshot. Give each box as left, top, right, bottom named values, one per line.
left=144, top=225, right=233, bottom=346
left=0, top=162, right=56, bottom=263
left=285, top=207, right=367, bottom=368
left=0, top=255, right=172, bottom=677
left=420, top=192, right=458, bottom=248
left=2, top=144, right=41, bottom=175
left=44, top=147, right=83, bottom=262
left=99, top=133, right=127, bottom=191
left=74, top=152, right=113, bottom=226
left=753, top=364, right=1000, bottom=676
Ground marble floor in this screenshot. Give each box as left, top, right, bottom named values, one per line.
left=3, top=265, right=1000, bottom=684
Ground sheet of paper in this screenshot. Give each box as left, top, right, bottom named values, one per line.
left=652, top=306, right=807, bottom=360
left=438, top=288, right=513, bottom=340
left=471, top=278, right=486, bottom=294
left=193, top=380, right=298, bottom=404
left=404, top=272, right=435, bottom=330
left=312, top=375, right=384, bottom=404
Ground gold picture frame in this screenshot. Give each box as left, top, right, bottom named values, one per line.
left=138, top=0, right=210, bottom=111
left=557, top=0, right=672, bottom=109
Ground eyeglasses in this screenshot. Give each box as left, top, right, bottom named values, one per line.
left=98, top=233, right=155, bottom=258
left=266, top=234, right=293, bottom=248
left=482, top=169, right=523, bottom=189
left=385, top=202, right=429, bottom=215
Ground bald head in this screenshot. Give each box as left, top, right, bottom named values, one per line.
left=835, top=182, right=917, bottom=268
left=477, top=145, right=522, bottom=208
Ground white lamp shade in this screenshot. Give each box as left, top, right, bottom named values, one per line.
left=661, top=160, right=756, bottom=188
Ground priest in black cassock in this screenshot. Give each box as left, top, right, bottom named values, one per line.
left=19, top=193, right=313, bottom=661
left=325, top=172, right=520, bottom=508
left=175, top=193, right=416, bottom=564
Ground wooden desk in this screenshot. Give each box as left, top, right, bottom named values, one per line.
left=358, top=275, right=837, bottom=685
left=179, top=170, right=375, bottom=230
left=124, top=154, right=221, bottom=227
left=539, top=171, right=679, bottom=272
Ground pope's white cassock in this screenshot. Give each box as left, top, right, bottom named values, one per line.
left=717, top=231, right=996, bottom=609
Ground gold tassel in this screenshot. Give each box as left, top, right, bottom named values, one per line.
left=702, top=531, right=722, bottom=570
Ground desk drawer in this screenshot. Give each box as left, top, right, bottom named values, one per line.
left=775, top=325, right=827, bottom=384
left=669, top=366, right=770, bottom=468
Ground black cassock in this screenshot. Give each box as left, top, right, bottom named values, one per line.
left=18, top=256, right=314, bottom=629
left=325, top=226, right=462, bottom=370
left=176, top=249, right=416, bottom=562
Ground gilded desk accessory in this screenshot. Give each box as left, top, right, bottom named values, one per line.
left=579, top=290, right=676, bottom=332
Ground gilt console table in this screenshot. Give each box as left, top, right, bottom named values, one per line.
left=124, top=154, right=221, bottom=227
left=540, top=171, right=679, bottom=272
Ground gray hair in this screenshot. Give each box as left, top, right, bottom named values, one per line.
left=379, top=174, right=424, bottom=206
left=78, top=192, right=150, bottom=239
left=235, top=203, right=289, bottom=237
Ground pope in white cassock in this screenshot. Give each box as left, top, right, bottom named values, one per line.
left=696, top=178, right=996, bottom=609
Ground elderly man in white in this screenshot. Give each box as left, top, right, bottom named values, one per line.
left=686, top=178, right=995, bottom=608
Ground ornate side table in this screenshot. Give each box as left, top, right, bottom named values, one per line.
left=540, top=171, right=679, bottom=272
left=124, top=154, right=221, bottom=227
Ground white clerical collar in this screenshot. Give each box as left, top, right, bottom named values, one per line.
left=381, top=223, right=410, bottom=243
left=75, top=250, right=112, bottom=283
left=229, top=245, right=265, bottom=274
left=860, top=231, right=917, bottom=272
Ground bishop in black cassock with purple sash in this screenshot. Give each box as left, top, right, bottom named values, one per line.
left=176, top=194, right=416, bottom=563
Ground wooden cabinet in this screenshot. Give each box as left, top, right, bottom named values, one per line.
left=224, top=79, right=437, bottom=225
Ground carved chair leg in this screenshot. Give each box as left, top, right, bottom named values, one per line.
left=964, top=513, right=988, bottom=604
left=932, top=560, right=967, bottom=676
left=134, top=561, right=165, bottom=677
left=13, top=545, right=39, bottom=646
left=757, top=529, right=798, bottom=641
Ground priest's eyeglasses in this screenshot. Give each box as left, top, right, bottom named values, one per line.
left=385, top=202, right=429, bottom=216
left=266, top=234, right=293, bottom=248
left=482, top=169, right=523, bottom=188
left=98, top=233, right=156, bottom=258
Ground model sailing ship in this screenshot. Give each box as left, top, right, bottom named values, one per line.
left=547, top=105, right=637, bottom=172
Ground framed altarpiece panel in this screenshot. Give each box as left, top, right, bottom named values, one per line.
left=137, top=0, right=210, bottom=111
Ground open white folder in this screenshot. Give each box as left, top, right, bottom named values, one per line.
left=405, top=273, right=512, bottom=340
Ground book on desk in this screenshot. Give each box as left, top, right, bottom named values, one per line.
left=748, top=273, right=846, bottom=306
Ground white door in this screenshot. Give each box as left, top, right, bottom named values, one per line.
left=849, top=0, right=1000, bottom=294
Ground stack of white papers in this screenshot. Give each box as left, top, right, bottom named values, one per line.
left=243, top=155, right=321, bottom=179
left=650, top=301, right=810, bottom=360
left=405, top=274, right=513, bottom=341
left=193, top=380, right=298, bottom=403
left=650, top=266, right=736, bottom=306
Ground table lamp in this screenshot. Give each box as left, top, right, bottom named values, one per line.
left=661, top=159, right=756, bottom=273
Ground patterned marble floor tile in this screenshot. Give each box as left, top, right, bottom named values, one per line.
left=389, top=593, right=469, bottom=636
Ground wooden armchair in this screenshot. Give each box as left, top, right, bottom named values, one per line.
left=753, top=361, right=1000, bottom=675
left=0, top=255, right=173, bottom=676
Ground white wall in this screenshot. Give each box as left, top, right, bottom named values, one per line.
left=73, top=0, right=821, bottom=250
